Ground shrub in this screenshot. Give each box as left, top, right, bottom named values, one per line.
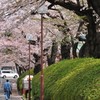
left=32, top=58, right=100, bottom=100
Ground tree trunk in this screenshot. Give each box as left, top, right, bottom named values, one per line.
left=61, top=37, right=71, bottom=59
left=47, top=40, right=58, bottom=66
left=88, top=0, right=100, bottom=16
left=72, top=42, right=78, bottom=58
left=79, top=9, right=97, bottom=57
left=93, top=32, right=100, bottom=58
left=33, top=53, right=41, bottom=75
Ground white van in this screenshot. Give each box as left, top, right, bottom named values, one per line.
left=0, top=70, right=19, bottom=78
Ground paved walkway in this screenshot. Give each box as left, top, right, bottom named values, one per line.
left=0, top=95, right=23, bottom=100
left=0, top=78, right=23, bottom=100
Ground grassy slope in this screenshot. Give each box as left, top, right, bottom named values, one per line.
left=32, top=58, right=100, bottom=100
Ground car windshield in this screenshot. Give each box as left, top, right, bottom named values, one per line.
left=2, top=71, right=11, bottom=73
left=1, top=66, right=13, bottom=70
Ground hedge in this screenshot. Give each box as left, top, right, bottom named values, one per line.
left=32, top=58, right=100, bottom=100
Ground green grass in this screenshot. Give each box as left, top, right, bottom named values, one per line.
left=32, top=58, right=100, bottom=100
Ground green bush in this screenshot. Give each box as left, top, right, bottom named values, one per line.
left=32, top=58, right=100, bottom=100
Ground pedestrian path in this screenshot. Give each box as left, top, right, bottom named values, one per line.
left=0, top=95, right=23, bottom=100
left=0, top=78, right=23, bottom=100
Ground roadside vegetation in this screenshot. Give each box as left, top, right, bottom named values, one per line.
left=32, top=58, right=100, bottom=100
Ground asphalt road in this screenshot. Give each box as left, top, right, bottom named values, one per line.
left=0, top=78, right=23, bottom=100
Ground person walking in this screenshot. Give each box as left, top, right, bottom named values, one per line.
left=3, top=80, right=12, bottom=100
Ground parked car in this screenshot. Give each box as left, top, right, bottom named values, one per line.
left=0, top=70, right=19, bottom=78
